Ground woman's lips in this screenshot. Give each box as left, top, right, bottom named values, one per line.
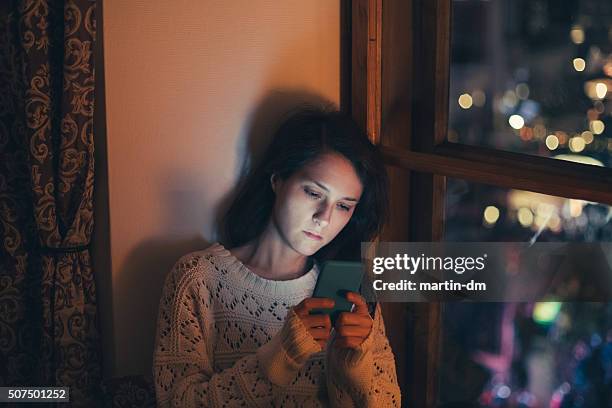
left=304, top=231, right=323, bottom=240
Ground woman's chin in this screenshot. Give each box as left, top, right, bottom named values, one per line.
left=293, top=240, right=324, bottom=257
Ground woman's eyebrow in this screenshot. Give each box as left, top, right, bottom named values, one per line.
left=307, top=179, right=359, bottom=202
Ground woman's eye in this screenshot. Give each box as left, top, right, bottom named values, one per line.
left=337, top=203, right=351, bottom=212
left=304, top=188, right=321, bottom=199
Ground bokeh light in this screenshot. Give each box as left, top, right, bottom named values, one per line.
left=509, top=114, right=525, bottom=130
left=458, top=93, right=473, bottom=109
left=545, top=134, right=559, bottom=150
left=472, top=90, right=486, bottom=107
left=568, top=136, right=586, bottom=153
left=572, top=58, right=586, bottom=72
left=483, top=206, right=500, bottom=225
left=570, top=25, right=585, bottom=44
left=589, top=120, right=605, bottom=135
left=517, top=207, right=534, bottom=227
left=595, top=82, right=608, bottom=99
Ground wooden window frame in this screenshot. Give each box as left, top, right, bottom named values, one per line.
left=342, top=0, right=612, bottom=406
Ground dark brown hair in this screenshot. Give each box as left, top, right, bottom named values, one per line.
left=222, top=107, right=389, bottom=262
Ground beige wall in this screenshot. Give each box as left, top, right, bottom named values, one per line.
left=95, top=0, right=340, bottom=378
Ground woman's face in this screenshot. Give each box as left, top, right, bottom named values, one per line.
left=270, top=152, right=363, bottom=256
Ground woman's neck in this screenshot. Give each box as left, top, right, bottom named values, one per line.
left=231, top=226, right=311, bottom=281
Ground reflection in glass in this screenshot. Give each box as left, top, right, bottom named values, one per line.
left=439, top=178, right=612, bottom=407
left=449, top=0, right=612, bottom=167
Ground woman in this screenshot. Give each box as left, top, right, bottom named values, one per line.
left=153, top=107, right=401, bottom=407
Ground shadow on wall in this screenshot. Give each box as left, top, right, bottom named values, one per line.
left=115, top=235, right=209, bottom=377
left=114, top=90, right=336, bottom=378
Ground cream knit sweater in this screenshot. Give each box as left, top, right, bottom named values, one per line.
left=153, top=243, right=401, bottom=407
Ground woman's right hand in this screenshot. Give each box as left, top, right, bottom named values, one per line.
left=292, top=298, right=335, bottom=349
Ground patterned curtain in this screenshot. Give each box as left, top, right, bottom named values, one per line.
left=0, top=1, right=101, bottom=406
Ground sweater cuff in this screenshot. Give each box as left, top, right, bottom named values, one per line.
left=327, top=325, right=376, bottom=391
left=256, top=308, right=322, bottom=386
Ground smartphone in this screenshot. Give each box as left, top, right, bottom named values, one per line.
left=310, top=260, right=365, bottom=326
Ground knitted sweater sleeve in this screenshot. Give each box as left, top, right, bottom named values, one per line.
left=152, top=259, right=322, bottom=407
left=325, top=303, right=402, bottom=407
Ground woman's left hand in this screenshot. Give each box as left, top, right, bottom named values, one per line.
left=332, top=291, right=373, bottom=350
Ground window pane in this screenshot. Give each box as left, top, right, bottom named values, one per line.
left=438, top=178, right=612, bottom=406
left=449, top=0, right=612, bottom=168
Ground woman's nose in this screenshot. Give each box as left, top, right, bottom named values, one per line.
left=314, top=204, right=332, bottom=228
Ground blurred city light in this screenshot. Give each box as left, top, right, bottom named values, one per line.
left=517, top=207, right=534, bottom=227
left=508, top=114, right=525, bottom=129
left=472, top=89, right=486, bottom=107
left=589, top=120, right=605, bottom=134
left=483, top=205, right=500, bottom=225
left=502, top=90, right=518, bottom=109
left=515, top=83, right=529, bottom=100
left=568, top=136, right=586, bottom=153
left=458, top=93, right=473, bottom=109
left=581, top=130, right=594, bottom=144
left=572, top=58, right=586, bottom=72
left=533, top=302, right=562, bottom=325
left=545, top=134, right=559, bottom=150
left=570, top=25, right=585, bottom=44
left=595, top=82, right=608, bottom=99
